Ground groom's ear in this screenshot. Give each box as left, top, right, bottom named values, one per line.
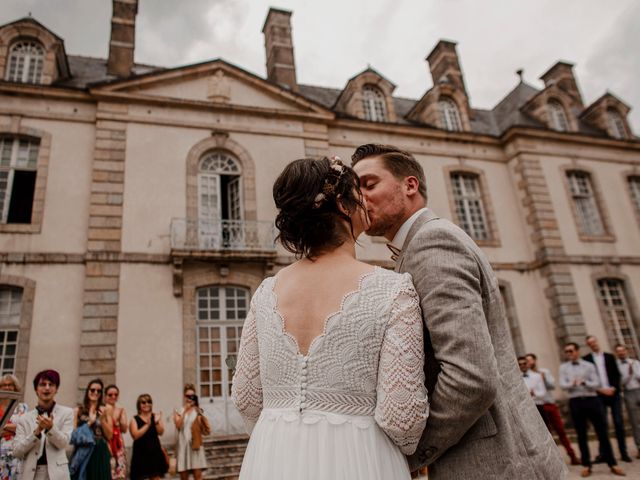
left=403, top=176, right=420, bottom=197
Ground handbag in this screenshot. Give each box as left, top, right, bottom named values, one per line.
left=191, top=416, right=202, bottom=450
left=190, top=412, right=211, bottom=450
left=161, top=446, right=177, bottom=475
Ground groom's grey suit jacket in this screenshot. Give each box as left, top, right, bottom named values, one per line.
left=399, top=210, right=566, bottom=479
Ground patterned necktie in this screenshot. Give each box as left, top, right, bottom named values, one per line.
left=386, top=243, right=401, bottom=262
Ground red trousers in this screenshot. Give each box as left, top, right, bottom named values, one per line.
left=543, top=403, right=577, bottom=459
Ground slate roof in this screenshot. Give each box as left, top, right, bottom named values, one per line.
left=60, top=55, right=161, bottom=88
left=48, top=55, right=611, bottom=139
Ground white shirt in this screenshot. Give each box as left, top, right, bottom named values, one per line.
left=591, top=351, right=611, bottom=388
left=535, top=367, right=556, bottom=404
left=522, top=370, right=547, bottom=405
left=389, top=207, right=429, bottom=252
left=559, top=360, right=600, bottom=398
left=617, top=357, right=640, bottom=391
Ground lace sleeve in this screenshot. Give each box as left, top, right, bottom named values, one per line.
left=231, top=301, right=263, bottom=433
left=374, top=276, right=429, bottom=455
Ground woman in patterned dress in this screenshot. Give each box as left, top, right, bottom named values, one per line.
left=105, top=384, right=128, bottom=480
left=0, top=374, right=28, bottom=480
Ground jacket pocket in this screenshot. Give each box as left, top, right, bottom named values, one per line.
left=463, top=411, right=497, bottom=442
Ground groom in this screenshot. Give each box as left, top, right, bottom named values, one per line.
left=352, top=144, right=566, bottom=479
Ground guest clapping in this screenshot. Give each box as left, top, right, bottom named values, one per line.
left=13, top=369, right=74, bottom=480
left=71, top=379, right=113, bottom=480
left=105, top=384, right=127, bottom=480
left=129, top=394, right=167, bottom=480
left=0, top=374, right=28, bottom=480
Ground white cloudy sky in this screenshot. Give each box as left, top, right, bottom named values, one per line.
left=2, top=0, right=639, bottom=131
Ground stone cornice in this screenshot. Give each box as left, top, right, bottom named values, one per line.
left=90, top=90, right=334, bottom=121
left=0, top=82, right=92, bottom=101
left=3, top=251, right=637, bottom=270
left=502, top=126, right=640, bottom=154
left=331, top=118, right=500, bottom=146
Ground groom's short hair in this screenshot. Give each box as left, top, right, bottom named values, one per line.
left=351, top=144, right=427, bottom=200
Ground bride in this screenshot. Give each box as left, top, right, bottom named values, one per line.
left=232, top=156, right=428, bottom=479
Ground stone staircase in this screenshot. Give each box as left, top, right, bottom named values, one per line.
left=202, top=434, right=249, bottom=480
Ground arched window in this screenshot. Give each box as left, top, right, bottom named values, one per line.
left=362, top=85, right=387, bottom=122
left=196, top=285, right=250, bottom=432
left=197, top=151, right=243, bottom=248
left=0, top=286, right=22, bottom=375
left=548, top=99, right=569, bottom=132
left=5, top=41, right=44, bottom=84
left=566, top=170, right=605, bottom=236
left=450, top=172, right=489, bottom=240
left=0, top=136, right=39, bottom=224
left=595, top=278, right=640, bottom=357
left=607, top=108, right=626, bottom=139
left=438, top=97, right=462, bottom=132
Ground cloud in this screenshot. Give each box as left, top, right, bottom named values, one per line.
left=0, top=0, right=637, bottom=130
left=583, top=2, right=640, bottom=131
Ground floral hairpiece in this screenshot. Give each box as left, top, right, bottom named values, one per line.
left=313, top=156, right=346, bottom=209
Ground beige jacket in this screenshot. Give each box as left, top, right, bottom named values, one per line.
left=13, top=404, right=73, bottom=480
left=399, top=210, right=566, bottom=479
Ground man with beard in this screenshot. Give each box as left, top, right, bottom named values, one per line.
left=352, top=144, right=566, bottom=480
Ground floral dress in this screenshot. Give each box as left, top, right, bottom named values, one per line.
left=108, top=411, right=127, bottom=480
left=0, top=402, right=28, bottom=480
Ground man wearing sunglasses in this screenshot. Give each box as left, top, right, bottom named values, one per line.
left=559, top=343, right=624, bottom=477
left=13, top=370, right=74, bottom=480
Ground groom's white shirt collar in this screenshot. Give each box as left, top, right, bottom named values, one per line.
left=389, top=207, right=429, bottom=252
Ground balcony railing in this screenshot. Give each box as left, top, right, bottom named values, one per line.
left=171, top=218, right=277, bottom=253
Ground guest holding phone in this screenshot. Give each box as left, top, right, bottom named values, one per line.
left=173, top=384, right=208, bottom=480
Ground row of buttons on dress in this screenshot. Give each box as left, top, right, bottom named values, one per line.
left=299, top=355, right=308, bottom=412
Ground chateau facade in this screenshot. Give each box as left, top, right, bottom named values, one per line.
left=1, top=1, right=639, bottom=441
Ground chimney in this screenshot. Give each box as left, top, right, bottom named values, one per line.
left=426, top=40, right=467, bottom=97
left=262, top=8, right=298, bottom=91
left=540, top=61, right=583, bottom=107
left=107, top=0, right=138, bottom=77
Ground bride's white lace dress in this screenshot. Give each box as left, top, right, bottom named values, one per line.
left=231, top=267, right=428, bottom=480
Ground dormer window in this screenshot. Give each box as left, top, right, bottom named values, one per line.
left=548, top=99, right=569, bottom=132
left=362, top=85, right=387, bottom=122
left=5, top=40, right=44, bottom=84
left=438, top=97, right=462, bottom=131
left=607, top=108, right=626, bottom=139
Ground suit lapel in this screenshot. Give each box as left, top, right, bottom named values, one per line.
left=395, top=209, right=439, bottom=272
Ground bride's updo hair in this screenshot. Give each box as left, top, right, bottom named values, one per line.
left=273, top=157, right=365, bottom=259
